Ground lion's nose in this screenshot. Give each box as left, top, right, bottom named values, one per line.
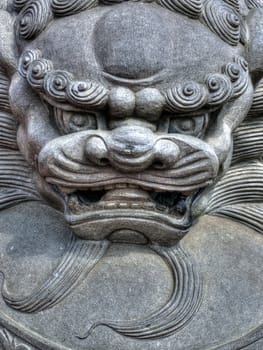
left=85, top=126, right=180, bottom=172
left=85, top=136, right=110, bottom=166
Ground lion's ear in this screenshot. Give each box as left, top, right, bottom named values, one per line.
left=0, top=9, right=18, bottom=76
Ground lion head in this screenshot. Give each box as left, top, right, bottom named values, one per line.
left=2, top=0, right=263, bottom=245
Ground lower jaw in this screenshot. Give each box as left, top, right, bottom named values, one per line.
left=65, top=208, right=191, bottom=246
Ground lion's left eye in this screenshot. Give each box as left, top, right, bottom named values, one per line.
left=54, top=108, right=97, bottom=134
left=69, top=113, right=97, bottom=131
left=168, top=114, right=208, bottom=138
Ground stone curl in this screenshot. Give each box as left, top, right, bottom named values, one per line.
left=19, top=50, right=249, bottom=112
left=164, top=82, right=207, bottom=112
left=27, top=58, right=53, bottom=90
left=17, top=0, right=53, bottom=39
left=44, top=71, right=73, bottom=101
left=205, top=73, right=232, bottom=106
left=163, top=56, right=249, bottom=112
left=157, top=0, right=202, bottom=19
left=13, top=0, right=254, bottom=48
left=201, top=0, right=241, bottom=46
left=67, top=81, right=108, bottom=108
left=13, top=0, right=28, bottom=11
left=19, top=50, right=109, bottom=109
left=245, top=0, right=263, bottom=9
left=51, top=0, right=98, bottom=17
left=223, top=56, right=249, bottom=97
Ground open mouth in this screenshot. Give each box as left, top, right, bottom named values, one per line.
left=51, top=183, right=197, bottom=245
left=66, top=186, right=189, bottom=217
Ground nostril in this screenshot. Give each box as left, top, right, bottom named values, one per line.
left=153, top=139, right=180, bottom=169
left=85, top=136, right=109, bottom=166
left=98, top=157, right=110, bottom=166
left=152, top=160, right=166, bottom=169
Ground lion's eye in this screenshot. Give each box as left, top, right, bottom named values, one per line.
left=168, top=114, right=208, bottom=137
left=69, top=113, right=97, bottom=131
left=54, top=108, right=97, bottom=134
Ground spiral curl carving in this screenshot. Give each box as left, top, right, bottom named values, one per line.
left=245, top=0, right=263, bottom=8
left=223, top=0, right=240, bottom=12
left=205, top=73, right=232, bottom=105
left=13, top=0, right=248, bottom=46
left=44, top=71, right=73, bottom=101
left=223, top=56, right=249, bottom=98
left=67, top=81, right=108, bottom=108
left=51, top=0, right=97, bottom=16
left=17, top=0, right=53, bottom=40
left=18, top=49, right=42, bottom=78
left=18, top=51, right=109, bottom=108
left=19, top=51, right=249, bottom=111
left=165, top=81, right=207, bottom=112
left=100, top=0, right=125, bottom=4
left=13, top=0, right=28, bottom=11
left=202, top=0, right=241, bottom=46
left=26, top=59, right=53, bottom=90
left=163, top=56, right=249, bottom=111
left=157, top=0, right=202, bottom=19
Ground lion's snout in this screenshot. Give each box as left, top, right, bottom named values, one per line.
left=84, top=125, right=180, bottom=172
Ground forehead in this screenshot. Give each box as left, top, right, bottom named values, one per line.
left=28, top=3, right=243, bottom=90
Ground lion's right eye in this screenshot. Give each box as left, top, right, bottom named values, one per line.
left=54, top=108, right=97, bottom=134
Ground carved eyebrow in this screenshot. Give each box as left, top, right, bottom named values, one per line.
left=162, top=57, right=249, bottom=113
left=19, top=49, right=250, bottom=114
left=19, top=50, right=109, bottom=110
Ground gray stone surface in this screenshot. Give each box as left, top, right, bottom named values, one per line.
left=0, top=0, right=262, bottom=349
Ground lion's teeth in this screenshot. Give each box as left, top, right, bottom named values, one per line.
left=128, top=184, right=139, bottom=189
left=118, top=202, right=129, bottom=209
left=115, top=184, right=128, bottom=189
left=104, top=185, right=115, bottom=190
left=104, top=202, right=117, bottom=209
left=131, top=203, right=141, bottom=209
left=143, top=202, right=155, bottom=209
left=58, top=186, right=75, bottom=194
left=91, top=187, right=103, bottom=191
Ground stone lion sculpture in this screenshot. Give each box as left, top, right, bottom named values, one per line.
left=0, top=0, right=262, bottom=349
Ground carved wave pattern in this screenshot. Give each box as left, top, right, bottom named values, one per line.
left=0, top=149, right=39, bottom=196
left=0, top=112, right=17, bottom=150
left=206, top=162, right=263, bottom=209
left=0, top=327, right=38, bottom=350
left=248, top=78, right=263, bottom=116
left=0, top=65, right=40, bottom=210
left=232, top=116, right=263, bottom=163
left=203, top=70, right=263, bottom=235
left=2, top=235, right=109, bottom=312
left=78, top=243, right=203, bottom=340
left=0, top=68, right=10, bottom=113
left=205, top=161, right=263, bottom=235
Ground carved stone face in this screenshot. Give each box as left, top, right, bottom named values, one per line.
left=9, top=2, right=254, bottom=245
